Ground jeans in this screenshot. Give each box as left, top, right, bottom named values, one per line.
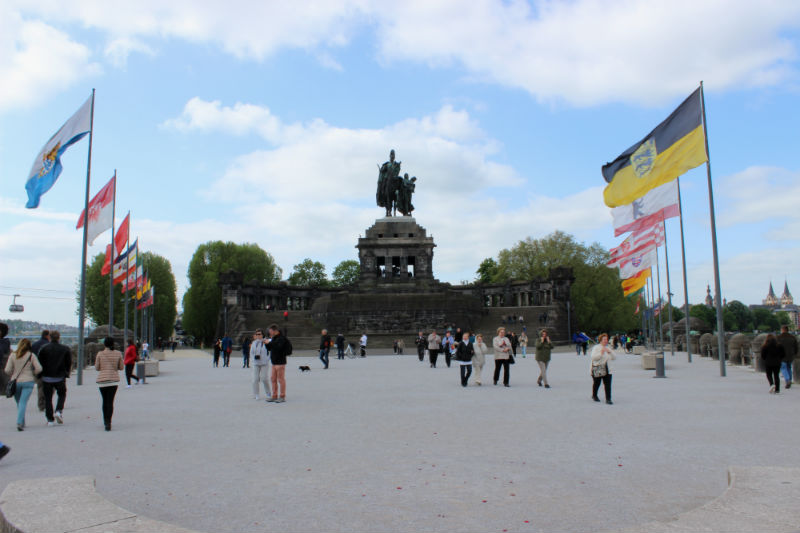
left=493, top=359, right=510, bottom=385
left=459, top=364, right=472, bottom=386
left=253, top=364, right=270, bottom=397
left=243, top=354, right=250, bottom=368
left=592, top=374, right=612, bottom=401
left=417, top=345, right=425, bottom=361
left=125, top=363, right=139, bottom=385
left=521, top=346, right=527, bottom=356
left=319, top=348, right=329, bottom=368
left=99, top=385, right=118, bottom=426
left=443, top=346, right=452, bottom=367
left=43, top=380, right=67, bottom=422
left=14, top=381, right=35, bottom=427
left=337, top=347, right=344, bottom=359
left=429, top=349, right=439, bottom=367
left=781, top=361, right=793, bottom=384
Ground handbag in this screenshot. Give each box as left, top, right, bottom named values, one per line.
left=591, top=363, right=608, bottom=378
left=509, top=353, right=515, bottom=365
left=5, top=355, right=31, bottom=398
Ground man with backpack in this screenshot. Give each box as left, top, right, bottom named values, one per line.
left=267, top=324, right=291, bottom=403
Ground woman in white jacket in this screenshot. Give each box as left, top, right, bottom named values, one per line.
left=472, top=333, right=489, bottom=386
left=590, top=333, right=616, bottom=404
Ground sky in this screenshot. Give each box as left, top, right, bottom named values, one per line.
left=1, top=0, right=799, bottom=327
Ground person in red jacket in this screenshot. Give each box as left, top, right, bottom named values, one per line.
left=123, top=339, right=140, bottom=388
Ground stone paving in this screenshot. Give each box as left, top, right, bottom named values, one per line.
left=1, top=347, right=797, bottom=532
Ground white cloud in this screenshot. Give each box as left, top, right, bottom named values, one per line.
left=0, top=6, right=100, bottom=111
left=11, top=0, right=800, bottom=108
left=104, top=37, right=155, bottom=68
left=718, top=166, right=800, bottom=240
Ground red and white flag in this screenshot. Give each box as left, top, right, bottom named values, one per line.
left=101, top=244, right=113, bottom=276
left=611, top=180, right=679, bottom=236
left=618, top=249, right=657, bottom=278
left=114, top=212, right=130, bottom=256
left=76, top=176, right=115, bottom=245
left=607, top=224, right=664, bottom=267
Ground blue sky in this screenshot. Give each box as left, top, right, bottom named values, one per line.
left=1, top=0, right=799, bottom=326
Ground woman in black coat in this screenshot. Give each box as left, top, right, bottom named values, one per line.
left=761, top=334, right=785, bottom=394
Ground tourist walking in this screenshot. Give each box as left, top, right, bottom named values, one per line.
left=319, top=329, right=331, bottom=369
left=4, top=338, right=42, bottom=431
left=508, top=331, right=518, bottom=357
left=336, top=333, right=345, bottom=360
left=777, top=325, right=797, bottom=389
left=142, top=341, right=150, bottom=360
left=123, top=339, right=140, bottom=387
left=95, top=337, right=124, bottom=431
left=455, top=333, right=474, bottom=387
left=472, top=333, right=488, bottom=385
left=221, top=334, right=232, bottom=367
left=37, top=330, right=72, bottom=426
left=415, top=331, right=426, bottom=362
left=761, top=334, right=785, bottom=394
left=590, top=333, right=615, bottom=404
left=212, top=339, right=221, bottom=367
left=442, top=331, right=455, bottom=368
left=31, top=330, right=50, bottom=411
left=518, top=331, right=528, bottom=357
left=250, top=329, right=270, bottom=400
left=267, top=324, right=290, bottom=402
left=359, top=333, right=368, bottom=357
left=242, top=335, right=251, bottom=368
left=535, top=329, right=553, bottom=388
left=427, top=330, right=442, bottom=368
left=0, top=323, right=10, bottom=394
left=493, top=327, right=512, bottom=387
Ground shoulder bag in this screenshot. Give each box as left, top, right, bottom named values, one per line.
left=5, top=355, right=31, bottom=398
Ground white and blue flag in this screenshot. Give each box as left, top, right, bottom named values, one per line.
left=25, top=94, right=92, bottom=208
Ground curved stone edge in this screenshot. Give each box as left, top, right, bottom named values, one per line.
left=0, top=476, right=198, bottom=533
left=610, top=466, right=800, bottom=533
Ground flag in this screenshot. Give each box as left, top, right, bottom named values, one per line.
left=112, top=248, right=130, bottom=285
left=622, top=268, right=651, bottom=296
left=602, top=87, right=707, bottom=207
left=115, top=213, right=130, bottom=256
left=618, top=249, right=657, bottom=279
left=25, top=95, right=93, bottom=208
left=611, top=179, right=679, bottom=236
left=608, top=224, right=664, bottom=267
left=627, top=287, right=644, bottom=300
left=634, top=298, right=641, bottom=314
left=76, top=175, right=115, bottom=245
left=101, top=244, right=113, bottom=276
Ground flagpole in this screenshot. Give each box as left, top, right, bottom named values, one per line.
left=108, top=170, right=116, bottom=334
left=133, top=241, right=139, bottom=344
left=677, top=178, right=692, bottom=362
left=123, top=215, right=130, bottom=347
left=655, top=245, right=664, bottom=350
left=663, top=220, right=676, bottom=357
left=76, top=89, right=95, bottom=386
left=699, top=81, right=726, bottom=377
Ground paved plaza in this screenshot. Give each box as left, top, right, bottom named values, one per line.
left=1, top=346, right=798, bottom=532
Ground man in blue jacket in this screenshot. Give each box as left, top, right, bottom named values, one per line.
left=221, top=334, right=232, bottom=367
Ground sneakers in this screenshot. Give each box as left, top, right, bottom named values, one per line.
left=55, top=411, right=63, bottom=424
left=17, top=424, right=24, bottom=432
left=126, top=385, right=132, bottom=389
left=47, top=421, right=56, bottom=426
left=769, top=385, right=776, bottom=394
left=276, top=398, right=286, bottom=403
left=266, top=397, right=278, bottom=403
left=0, top=445, right=10, bottom=461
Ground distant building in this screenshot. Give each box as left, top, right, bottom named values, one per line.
left=752, top=280, right=799, bottom=330
left=704, top=285, right=714, bottom=307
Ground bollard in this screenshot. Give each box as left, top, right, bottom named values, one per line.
left=137, top=361, right=147, bottom=384
left=654, top=353, right=666, bottom=378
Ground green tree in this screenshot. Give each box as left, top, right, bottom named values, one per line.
left=287, top=258, right=328, bottom=286
left=182, top=242, right=281, bottom=345
left=662, top=303, right=684, bottom=322
left=80, top=250, right=177, bottom=342
left=752, top=307, right=780, bottom=332
left=475, top=257, right=499, bottom=283
left=776, top=311, right=792, bottom=327
left=689, top=304, right=716, bottom=330
left=331, top=260, right=360, bottom=287
left=493, top=231, right=637, bottom=332
left=724, top=300, right=753, bottom=331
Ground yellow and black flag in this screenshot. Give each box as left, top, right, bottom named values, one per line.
left=602, top=87, right=707, bottom=207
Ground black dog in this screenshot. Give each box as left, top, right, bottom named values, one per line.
left=299, top=365, right=311, bottom=372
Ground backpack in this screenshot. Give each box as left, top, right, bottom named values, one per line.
left=285, top=337, right=293, bottom=356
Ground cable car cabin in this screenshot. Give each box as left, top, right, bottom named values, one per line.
left=9, top=304, right=23, bottom=313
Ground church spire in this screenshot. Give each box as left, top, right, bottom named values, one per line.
left=781, top=280, right=793, bottom=306
left=764, top=281, right=779, bottom=307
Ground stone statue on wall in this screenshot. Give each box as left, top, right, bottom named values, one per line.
left=396, top=173, right=417, bottom=216
left=376, top=149, right=402, bottom=217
